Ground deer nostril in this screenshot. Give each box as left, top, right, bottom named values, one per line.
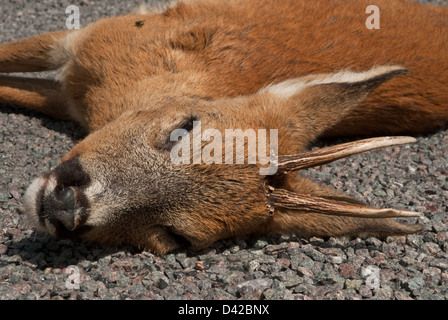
left=44, top=187, right=77, bottom=231
left=39, top=183, right=90, bottom=238
left=61, top=187, right=75, bottom=211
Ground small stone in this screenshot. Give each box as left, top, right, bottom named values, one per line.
left=359, top=285, right=372, bottom=298
left=327, top=237, right=349, bottom=247
left=248, top=260, right=260, bottom=272
left=178, top=256, right=197, bottom=269
left=431, top=214, right=447, bottom=232
left=229, top=245, right=240, bottom=253
left=372, top=286, right=394, bottom=300
left=156, top=277, right=169, bottom=290
left=394, top=291, right=413, bottom=300
left=128, top=283, right=147, bottom=296
left=276, top=258, right=291, bottom=270
left=316, top=264, right=343, bottom=285
left=338, top=263, right=357, bottom=278
left=423, top=267, right=442, bottom=284
left=324, top=290, right=346, bottom=300
left=345, top=279, right=363, bottom=290
left=262, top=288, right=291, bottom=300
left=0, top=189, right=10, bottom=202
left=237, top=278, right=272, bottom=291
left=237, top=278, right=272, bottom=299
left=386, top=236, right=406, bottom=244
left=276, top=271, right=302, bottom=288
left=194, top=260, right=205, bottom=271
left=211, top=288, right=235, bottom=300
left=252, top=239, right=269, bottom=249
left=329, top=256, right=343, bottom=264
left=296, top=266, right=313, bottom=278
left=216, top=271, right=245, bottom=287
left=303, top=246, right=326, bottom=262
left=9, top=189, right=21, bottom=201
left=299, top=257, right=314, bottom=269
left=436, top=231, right=448, bottom=244
left=365, top=237, right=383, bottom=249
left=98, top=256, right=112, bottom=267
left=399, top=256, right=415, bottom=267
left=429, top=259, right=448, bottom=270
left=402, top=277, right=425, bottom=296
left=0, top=244, right=8, bottom=254
left=423, top=242, right=441, bottom=254
left=265, top=243, right=288, bottom=255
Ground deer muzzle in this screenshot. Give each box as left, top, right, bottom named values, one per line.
left=22, top=157, right=92, bottom=238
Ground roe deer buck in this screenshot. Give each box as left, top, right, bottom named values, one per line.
left=0, top=0, right=447, bottom=254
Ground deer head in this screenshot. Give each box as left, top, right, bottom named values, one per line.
left=18, top=64, right=422, bottom=254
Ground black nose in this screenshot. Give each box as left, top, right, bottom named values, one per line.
left=38, top=157, right=91, bottom=237
left=45, top=187, right=77, bottom=231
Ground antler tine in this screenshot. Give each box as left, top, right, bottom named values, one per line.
left=268, top=188, right=421, bottom=218
left=277, top=136, right=417, bottom=173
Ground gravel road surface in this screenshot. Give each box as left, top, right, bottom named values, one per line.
left=1, top=0, right=447, bottom=301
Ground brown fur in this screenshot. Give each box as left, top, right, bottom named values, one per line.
left=1, top=0, right=447, bottom=253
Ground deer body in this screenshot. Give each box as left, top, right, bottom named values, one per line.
left=1, top=0, right=447, bottom=253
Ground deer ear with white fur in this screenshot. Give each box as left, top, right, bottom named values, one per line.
left=261, top=66, right=408, bottom=141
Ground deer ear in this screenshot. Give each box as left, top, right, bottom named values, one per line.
left=170, top=27, right=216, bottom=51
left=261, top=65, right=408, bottom=140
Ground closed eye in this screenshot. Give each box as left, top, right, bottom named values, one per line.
left=160, top=115, right=198, bottom=152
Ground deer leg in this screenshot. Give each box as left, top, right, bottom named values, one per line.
left=0, top=75, right=71, bottom=120
left=0, top=30, right=69, bottom=73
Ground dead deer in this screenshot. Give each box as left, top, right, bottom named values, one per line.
left=1, top=0, right=447, bottom=254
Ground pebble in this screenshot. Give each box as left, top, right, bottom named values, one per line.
left=345, top=279, right=363, bottom=290
left=329, top=255, right=343, bottom=264
left=402, top=277, right=425, bottom=297
left=0, top=244, right=8, bottom=254
left=338, top=263, right=358, bottom=278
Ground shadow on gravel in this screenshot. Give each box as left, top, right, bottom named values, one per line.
left=7, top=234, right=138, bottom=269
left=8, top=230, right=224, bottom=269
left=5, top=228, right=390, bottom=272
left=0, top=103, right=86, bottom=142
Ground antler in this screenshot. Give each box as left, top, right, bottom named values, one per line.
left=276, top=136, right=416, bottom=173
left=269, top=136, right=420, bottom=218
left=267, top=187, right=421, bottom=218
